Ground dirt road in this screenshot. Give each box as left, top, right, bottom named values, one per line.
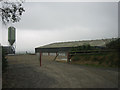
left=3, top=54, right=118, bottom=88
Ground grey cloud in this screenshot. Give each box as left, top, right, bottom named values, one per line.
left=14, top=2, right=118, bottom=32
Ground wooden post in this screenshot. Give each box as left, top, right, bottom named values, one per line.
left=40, top=52, right=42, bottom=67
left=67, top=52, right=70, bottom=63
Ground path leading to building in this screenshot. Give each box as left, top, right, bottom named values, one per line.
left=3, top=54, right=118, bottom=88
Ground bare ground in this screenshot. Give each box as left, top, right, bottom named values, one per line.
left=2, top=54, right=119, bottom=88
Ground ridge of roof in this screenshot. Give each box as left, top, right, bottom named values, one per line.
left=36, top=38, right=117, bottom=48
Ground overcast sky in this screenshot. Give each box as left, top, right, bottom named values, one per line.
left=0, top=2, right=118, bottom=53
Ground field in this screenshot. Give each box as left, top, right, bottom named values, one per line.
left=2, top=54, right=119, bottom=88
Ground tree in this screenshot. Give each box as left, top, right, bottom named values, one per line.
left=0, top=0, right=25, bottom=25
left=0, top=0, right=25, bottom=72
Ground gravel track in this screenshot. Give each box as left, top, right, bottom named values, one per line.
left=2, top=54, right=118, bottom=88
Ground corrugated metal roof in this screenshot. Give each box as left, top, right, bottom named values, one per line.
left=36, top=38, right=117, bottom=48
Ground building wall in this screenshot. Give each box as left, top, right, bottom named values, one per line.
left=42, top=52, right=66, bottom=56
left=36, top=51, right=68, bottom=62
left=49, top=53, right=56, bottom=56
left=58, top=53, right=66, bottom=56
left=42, top=53, right=48, bottom=56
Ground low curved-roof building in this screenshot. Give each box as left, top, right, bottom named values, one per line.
left=35, top=38, right=116, bottom=53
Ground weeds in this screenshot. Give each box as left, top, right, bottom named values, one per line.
left=71, top=51, right=119, bottom=68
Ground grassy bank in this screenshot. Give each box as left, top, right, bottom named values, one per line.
left=70, top=51, right=119, bottom=68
